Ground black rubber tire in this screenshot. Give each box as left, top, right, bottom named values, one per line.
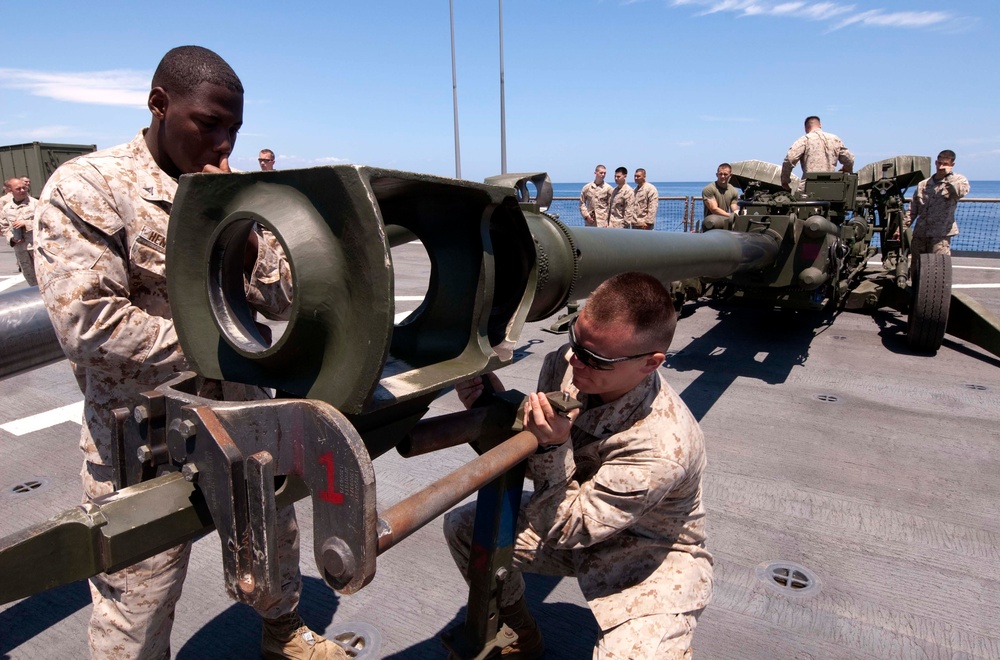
left=907, top=252, right=951, bottom=353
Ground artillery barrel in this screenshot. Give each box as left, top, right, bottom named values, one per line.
left=0, top=286, right=64, bottom=380
left=527, top=219, right=779, bottom=321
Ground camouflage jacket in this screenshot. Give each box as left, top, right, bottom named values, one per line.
left=607, top=184, right=635, bottom=229
left=781, top=129, right=854, bottom=188
left=1, top=195, right=37, bottom=246
left=580, top=181, right=613, bottom=227
left=34, top=131, right=292, bottom=466
left=906, top=173, right=970, bottom=238
left=524, top=347, right=713, bottom=628
left=632, top=182, right=659, bottom=229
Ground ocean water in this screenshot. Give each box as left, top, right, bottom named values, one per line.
left=552, top=181, right=1000, bottom=199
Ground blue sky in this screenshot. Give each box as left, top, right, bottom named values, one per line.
left=0, top=0, right=996, bottom=182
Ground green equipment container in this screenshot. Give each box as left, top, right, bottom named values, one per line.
left=0, top=142, right=96, bottom=197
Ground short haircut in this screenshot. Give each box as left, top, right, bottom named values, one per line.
left=805, top=116, right=821, bottom=128
left=635, top=168, right=646, bottom=176
left=259, top=149, right=275, bottom=159
left=151, top=45, right=243, bottom=97
left=583, top=272, right=676, bottom=351
left=615, top=166, right=628, bottom=176
left=4, top=178, right=20, bottom=190
left=718, top=163, right=732, bottom=172
left=937, top=149, right=956, bottom=163
left=595, top=164, right=606, bottom=172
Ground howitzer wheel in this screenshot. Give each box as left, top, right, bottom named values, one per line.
left=907, top=253, right=951, bottom=353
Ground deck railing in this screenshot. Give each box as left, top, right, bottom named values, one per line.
left=548, top=197, right=1000, bottom=253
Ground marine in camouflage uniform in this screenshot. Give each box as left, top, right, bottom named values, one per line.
left=34, top=130, right=308, bottom=658
left=445, top=273, right=712, bottom=659
left=607, top=168, right=635, bottom=229
left=780, top=116, right=854, bottom=191
left=34, top=45, right=344, bottom=660
left=631, top=169, right=658, bottom=230
left=1, top=179, right=38, bottom=285
left=580, top=165, right=613, bottom=227
left=904, top=149, right=970, bottom=280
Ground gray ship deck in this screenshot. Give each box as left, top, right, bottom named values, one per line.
left=1, top=239, right=998, bottom=659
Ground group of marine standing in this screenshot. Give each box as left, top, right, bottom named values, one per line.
left=578, top=114, right=971, bottom=273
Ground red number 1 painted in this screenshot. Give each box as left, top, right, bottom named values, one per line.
left=318, top=453, right=345, bottom=504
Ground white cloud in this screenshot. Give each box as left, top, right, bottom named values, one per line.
left=0, top=125, right=77, bottom=140
left=670, top=0, right=955, bottom=30
left=310, top=156, right=351, bottom=165
left=832, top=9, right=952, bottom=30
left=0, top=69, right=149, bottom=108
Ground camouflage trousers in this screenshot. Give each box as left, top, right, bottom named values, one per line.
left=12, top=242, right=36, bottom=286
left=82, top=461, right=302, bottom=659
left=909, top=235, right=951, bottom=281
left=443, top=501, right=702, bottom=659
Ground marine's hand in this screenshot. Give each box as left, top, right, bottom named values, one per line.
left=202, top=154, right=232, bottom=174
left=455, top=373, right=504, bottom=409
left=11, top=219, right=25, bottom=229
left=523, top=391, right=576, bottom=448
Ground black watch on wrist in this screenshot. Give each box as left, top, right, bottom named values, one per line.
left=535, top=443, right=561, bottom=455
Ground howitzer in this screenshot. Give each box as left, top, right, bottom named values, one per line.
left=0, top=166, right=781, bottom=656
left=0, top=163, right=996, bottom=655
left=698, top=157, right=1000, bottom=356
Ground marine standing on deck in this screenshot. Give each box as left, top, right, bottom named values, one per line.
left=631, top=168, right=658, bottom=230
left=702, top=163, right=740, bottom=219
left=259, top=148, right=277, bottom=171
left=780, top=116, right=854, bottom=191
left=904, top=149, right=970, bottom=279
left=1, top=177, right=38, bottom=285
left=607, top=166, right=635, bottom=229
left=445, top=273, right=713, bottom=659
left=33, top=46, right=345, bottom=660
left=580, top=164, right=614, bottom=227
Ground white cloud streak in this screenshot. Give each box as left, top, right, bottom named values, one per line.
left=0, top=125, right=77, bottom=140
left=670, top=1, right=955, bottom=31
left=0, top=69, right=149, bottom=108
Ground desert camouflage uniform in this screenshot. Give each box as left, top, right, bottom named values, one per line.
left=905, top=171, right=970, bottom=279
left=1, top=194, right=38, bottom=285
left=632, top=182, right=659, bottom=230
left=701, top=181, right=739, bottom=220
left=34, top=131, right=300, bottom=659
left=607, top=184, right=635, bottom=229
left=444, top=347, right=712, bottom=658
left=580, top=181, right=614, bottom=227
left=780, top=129, right=854, bottom=190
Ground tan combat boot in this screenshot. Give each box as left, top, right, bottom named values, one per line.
left=498, top=597, right=545, bottom=659
left=261, top=612, right=348, bottom=660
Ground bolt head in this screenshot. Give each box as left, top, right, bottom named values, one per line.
left=133, top=406, right=149, bottom=423
left=137, top=445, right=153, bottom=463
left=181, top=463, right=199, bottom=482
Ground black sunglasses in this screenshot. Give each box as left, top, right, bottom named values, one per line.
left=568, top=321, right=657, bottom=371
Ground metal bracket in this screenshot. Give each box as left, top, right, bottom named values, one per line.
left=120, top=372, right=378, bottom=605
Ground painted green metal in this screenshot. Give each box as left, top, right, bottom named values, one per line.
left=167, top=165, right=780, bottom=431
left=948, top=291, right=1000, bottom=360
left=0, top=142, right=96, bottom=197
